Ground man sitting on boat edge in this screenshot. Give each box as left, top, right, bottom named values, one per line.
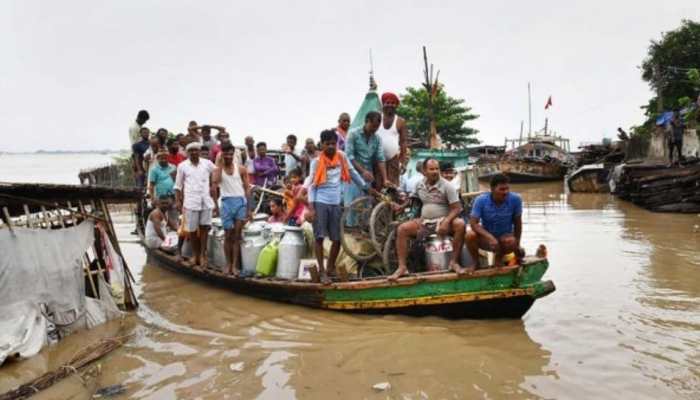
left=388, top=158, right=467, bottom=281
left=466, top=174, right=523, bottom=268
left=145, top=195, right=176, bottom=251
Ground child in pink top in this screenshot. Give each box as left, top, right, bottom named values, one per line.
left=267, top=198, right=286, bottom=223
left=284, top=169, right=308, bottom=226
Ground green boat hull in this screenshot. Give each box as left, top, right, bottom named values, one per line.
left=147, top=249, right=554, bottom=319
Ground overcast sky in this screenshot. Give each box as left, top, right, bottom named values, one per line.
left=1, top=1, right=698, bottom=152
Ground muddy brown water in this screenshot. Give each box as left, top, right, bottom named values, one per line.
left=1, top=182, right=699, bottom=399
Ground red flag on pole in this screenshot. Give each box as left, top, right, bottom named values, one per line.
left=544, top=96, right=553, bottom=110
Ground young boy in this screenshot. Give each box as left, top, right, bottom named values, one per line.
left=284, top=168, right=308, bottom=226
left=307, top=130, right=366, bottom=283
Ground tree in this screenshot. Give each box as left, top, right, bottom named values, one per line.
left=398, top=85, right=479, bottom=149
left=639, top=19, right=700, bottom=126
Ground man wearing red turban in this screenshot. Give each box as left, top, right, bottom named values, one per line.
left=376, top=92, right=408, bottom=186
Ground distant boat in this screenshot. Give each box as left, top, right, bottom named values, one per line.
left=477, top=131, right=574, bottom=183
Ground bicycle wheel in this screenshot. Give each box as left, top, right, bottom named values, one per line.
left=381, top=227, right=399, bottom=273
left=369, top=201, right=394, bottom=256
left=340, top=196, right=378, bottom=261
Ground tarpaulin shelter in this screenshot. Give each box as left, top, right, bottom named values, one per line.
left=0, top=182, right=140, bottom=365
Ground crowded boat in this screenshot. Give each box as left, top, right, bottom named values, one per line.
left=131, top=94, right=533, bottom=286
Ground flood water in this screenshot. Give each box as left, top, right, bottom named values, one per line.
left=1, top=160, right=700, bottom=398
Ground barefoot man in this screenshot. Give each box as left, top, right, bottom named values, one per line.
left=466, top=174, right=523, bottom=268
left=377, top=92, right=408, bottom=186
left=388, top=158, right=466, bottom=281
left=307, top=130, right=366, bottom=283
left=175, top=142, right=216, bottom=268
left=212, top=143, right=252, bottom=276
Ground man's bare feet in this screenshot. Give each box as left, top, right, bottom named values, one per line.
left=450, top=261, right=467, bottom=275
left=387, top=266, right=408, bottom=282
left=201, top=258, right=209, bottom=269
left=320, top=273, right=332, bottom=285
left=228, top=268, right=240, bottom=277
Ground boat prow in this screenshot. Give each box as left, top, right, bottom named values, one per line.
left=146, top=248, right=555, bottom=319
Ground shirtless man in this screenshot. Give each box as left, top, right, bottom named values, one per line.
left=212, top=143, right=252, bottom=276
left=376, top=92, right=409, bottom=186
left=388, top=158, right=466, bottom=281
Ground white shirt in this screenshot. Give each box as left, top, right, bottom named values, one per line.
left=129, top=121, right=141, bottom=145
left=376, top=116, right=401, bottom=160
left=284, top=148, right=301, bottom=176
left=401, top=172, right=424, bottom=195
left=175, top=159, right=216, bottom=211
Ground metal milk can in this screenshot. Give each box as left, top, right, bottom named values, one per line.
left=207, top=218, right=226, bottom=271
left=425, top=235, right=453, bottom=271
left=241, top=223, right=269, bottom=276
left=276, top=226, right=306, bottom=279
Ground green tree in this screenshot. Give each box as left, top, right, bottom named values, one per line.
left=639, top=19, right=700, bottom=127
left=397, top=85, right=479, bottom=149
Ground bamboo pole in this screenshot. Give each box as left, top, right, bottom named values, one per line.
left=99, top=199, right=138, bottom=309
left=0, top=334, right=131, bottom=400
left=55, top=203, right=66, bottom=228
left=40, top=206, right=50, bottom=229
left=2, top=207, right=14, bottom=233
left=83, top=254, right=99, bottom=300
left=23, top=204, right=33, bottom=228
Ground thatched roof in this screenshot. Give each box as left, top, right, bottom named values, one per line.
left=0, top=182, right=140, bottom=217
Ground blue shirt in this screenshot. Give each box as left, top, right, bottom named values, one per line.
left=470, top=192, right=522, bottom=238
left=345, top=127, right=385, bottom=172
left=149, top=163, right=176, bottom=197
left=132, top=139, right=149, bottom=157
left=308, top=151, right=366, bottom=205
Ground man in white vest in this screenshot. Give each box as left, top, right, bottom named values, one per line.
left=377, top=92, right=409, bottom=186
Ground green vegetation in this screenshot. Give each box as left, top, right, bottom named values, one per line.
left=634, top=19, right=700, bottom=136
left=398, top=85, right=479, bottom=149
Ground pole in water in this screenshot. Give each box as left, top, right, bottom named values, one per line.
left=527, top=82, right=532, bottom=138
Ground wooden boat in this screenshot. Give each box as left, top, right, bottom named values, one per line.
left=145, top=248, right=555, bottom=319
left=567, top=163, right=610, bottom=193
left=477, top=132, right=573, bottom=183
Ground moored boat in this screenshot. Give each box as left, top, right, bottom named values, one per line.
left=567, top=163, right=610, bottom=193
left=477, top=133, right=573, bottom=183
left=145, top=247, right=555, bottom=319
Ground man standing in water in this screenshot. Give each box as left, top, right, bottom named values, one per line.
left=466, top=174, right=523, bottom=268
left=389, top=158, right=466, bottom=281
left=129, top=109, right=149, bottom=145
left=345, top=111, right=390, bottom=206
left=175, top=142, right=216, bottom=268
left=376, top=92, right=408, bottom=186
left=307, top=130, right=366, bottom=283
left=213, top=143, right=251, bottom=276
